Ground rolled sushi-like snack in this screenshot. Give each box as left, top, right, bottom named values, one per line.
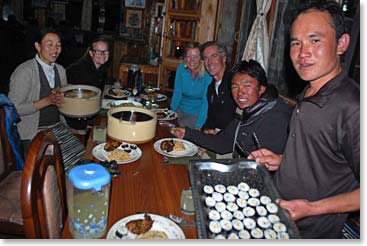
left=251, top=227, right=264, bottom=239
left=203, top=185, right=214, bottom=194
left=237, top=182, right=250, bottom=192
left=248, top=188, right=260, bottom=197
left=267, top=214, right=280, bottom=224
left=243, top=218, right=256, bottom=230
left=266, top=203, right=279, bottom=214
left=264, top=229, right=277, bottom=239
left=238, top=229, right=251, bottom=239
left=208, top=209, right=221, bottom=221
left=260, top=195, right=272, bottom=205
left=215, top=184, right=226, bottom=193
left=227, top=185, right=239, bottom=195
left=209, top=220, right=222, bottom=234
left=256, top=205, right=268, bottom=216
left=220, top=219, right=233, bottom=231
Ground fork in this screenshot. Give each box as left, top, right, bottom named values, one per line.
left=166, top=214, right=196, bottom=227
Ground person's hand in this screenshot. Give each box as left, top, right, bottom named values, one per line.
left=203, top=128, right=217, bottom=135
left=172, top=127, right=186, bottom=139
left=247, top=148, right=282, bottom=171
left=197, top=147, right=207, bottom=158
left=50, top=89, right=64, bottom=107
left=277, top=198, right=313, bottom=221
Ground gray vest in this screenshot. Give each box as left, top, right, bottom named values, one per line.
left=37, top=62, right=61, bottom=127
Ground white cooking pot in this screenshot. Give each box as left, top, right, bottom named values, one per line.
left=59, top=85, right=101, bottom=118
left=107, top=106, right=157, bottom=143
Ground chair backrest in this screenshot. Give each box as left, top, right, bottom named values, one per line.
left=0, top=107, right=17, bottom=181
left=21, top=130, right=67, bottom=239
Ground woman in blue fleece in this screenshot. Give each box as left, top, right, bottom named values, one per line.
left=170, top=42, right=212, bottom=129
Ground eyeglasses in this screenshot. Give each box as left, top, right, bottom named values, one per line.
left=91, top=49, right=109, bottom=56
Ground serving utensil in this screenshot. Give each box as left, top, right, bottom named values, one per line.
left=166, top=214, right=196, bottom=227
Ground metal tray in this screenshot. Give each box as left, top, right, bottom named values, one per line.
left=188, top=159, right=301, bottom=239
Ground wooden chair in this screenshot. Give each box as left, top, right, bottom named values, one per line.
left=0, top=107, right=24, bottom=236
left=21, top=130, right=67, bottom=238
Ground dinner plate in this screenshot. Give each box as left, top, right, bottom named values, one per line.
left=106, top=88, right=131, bottom=99
left=156, top=93, right=168, bottom=102
left=154, top=138, right=198, bottom=158
left=106, top=213, right=185, bottom=239
left=101, top=99, right=143, bottom=109
left=141, top=93, right=167, bottom=102
left=92, top=142, right=142, bottom=164
left=153, top=109, right=178, bottom=121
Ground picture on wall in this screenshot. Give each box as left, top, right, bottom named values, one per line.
left=125, top=0, right=146, bottom=8
left=155, top=2, right=164, bottom=17
left=125, top=9, right=143, bottom=29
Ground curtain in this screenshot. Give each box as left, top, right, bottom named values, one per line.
left=242, top=0, right=272, bottom=72
left=267, top=0, right=306, bottom=98
left=81, top=0, right=93, bottom=31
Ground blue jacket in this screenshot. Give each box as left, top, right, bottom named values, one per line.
left=170, top=63, right=212, bottom=128
left=0, top=93, right=24, bottom=170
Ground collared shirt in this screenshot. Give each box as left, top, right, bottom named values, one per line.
left=35, top=54, right=56, bottom=88
left=214, top=80, right=222, bottom=95
left=273, top=71, right=360, bottom=238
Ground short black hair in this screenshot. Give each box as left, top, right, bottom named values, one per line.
left=35, top=28, right=61, bottom=44
left=292, top=0, right=347, bottom=39
left=231, top=59, right=267, bottom=87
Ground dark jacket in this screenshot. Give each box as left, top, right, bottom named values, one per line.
left=184, top=85, right=293, bottom=156
left=66, top=55, right=111, bottom=92
left=202, top=67, right=236, bottom=130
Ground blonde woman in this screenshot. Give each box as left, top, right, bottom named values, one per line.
left=170, top=42, right=212, bottom=129
left=67, top=36, right=111, bottom=91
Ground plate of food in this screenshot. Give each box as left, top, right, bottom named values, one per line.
left=106, top=88, right=131, bottom=99
left=141, top=93, right=167, bottom=102
left=107, top=213, right=185, bottom=239
left=154, top=138, right=198, bottom=158
left=155, top=93, right=168, bottom=102
left=101, top=100, right=143, bottom=109
left=92, top=140, right=142, bottom=164
left=153, top=108, right=178, bottom=121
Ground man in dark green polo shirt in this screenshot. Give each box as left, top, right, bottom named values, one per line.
left=249, top=0, right=359, bottom=239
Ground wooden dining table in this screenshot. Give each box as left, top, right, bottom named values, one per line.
left=62, top=101, right=198, bottom=239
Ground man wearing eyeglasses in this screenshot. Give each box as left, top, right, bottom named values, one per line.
left=66, top=36, right=111, bottom=92
left=173, top=59, right=293, bottom=158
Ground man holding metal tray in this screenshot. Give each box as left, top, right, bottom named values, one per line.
left=249, top=1, right=359, bottom=239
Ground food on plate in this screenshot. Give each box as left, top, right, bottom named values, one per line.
left=173, top=140, right=185, bottom=151
left=160, top=139, right=175, bottom=152
left=108, top=149, right=131, bottom=161
left=160, top=139, right=186, bottom=152
left=106, top=101, right=135, bottom=109
left=115, top=225, right=128, bottom=238
left=104, top=140, right=122, bottom=151
left=156, top=111, right=167, bottom=119
left=108, top=88, right=127, bottom=97
left=126, top=214, right=154, bottom=235
left=136, top=230, right=168, bottom=239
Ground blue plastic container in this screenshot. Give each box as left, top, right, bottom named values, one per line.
left=67, top=163, right=111, bottom=239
